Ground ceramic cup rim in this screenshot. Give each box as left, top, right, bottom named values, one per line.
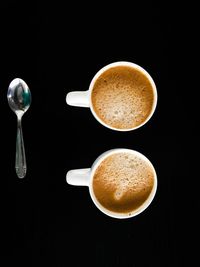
left=88, top=148, right=157, bottom=219
left=88, top=61, right=158, bottom=131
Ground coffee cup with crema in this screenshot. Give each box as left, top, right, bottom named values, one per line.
left=66, top=149, right=157, bottom=219
left=66, top=61, right=157, bottom=131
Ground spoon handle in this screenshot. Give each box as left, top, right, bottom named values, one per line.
left=15, top=117, right=26, bottom=178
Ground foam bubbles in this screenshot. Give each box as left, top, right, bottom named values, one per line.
left=91, top=66, right=154, bottom=129
left=114, top=189, right=123, bottom=200
left=93, top=152, right=155, bottom=214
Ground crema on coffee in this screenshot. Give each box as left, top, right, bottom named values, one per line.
left=93, top=152, right=155, bottom=214
left=91, top=66, right=154, bottom=130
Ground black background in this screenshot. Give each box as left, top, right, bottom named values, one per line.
left=0, top=1, right=196, bottom=266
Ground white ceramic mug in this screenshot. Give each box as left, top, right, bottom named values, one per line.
left=66, top=149, right=157, bottom=219
left=66, top=61, right=157, bottom=131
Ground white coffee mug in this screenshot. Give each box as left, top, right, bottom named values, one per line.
left=66, top=149, right=157, bottom=219
left=66, top=61, right=157, bottom=131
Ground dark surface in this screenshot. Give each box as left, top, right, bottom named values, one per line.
left=1, top=1, right=195, bottom=267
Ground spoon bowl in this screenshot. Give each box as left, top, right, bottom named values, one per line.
left=7, top=78, right=31, bottom=115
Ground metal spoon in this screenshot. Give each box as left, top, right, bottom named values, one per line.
left=7, top=78, right=31, bottom=178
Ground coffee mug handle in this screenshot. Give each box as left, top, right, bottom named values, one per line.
left=66, top=168, right=91, bottom=186
left=66, top=91, right=90, bottom=107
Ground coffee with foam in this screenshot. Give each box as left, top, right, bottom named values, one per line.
left=93, top=152, right=155, bottom=214
left=91, top=65, right=155, bottom=130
